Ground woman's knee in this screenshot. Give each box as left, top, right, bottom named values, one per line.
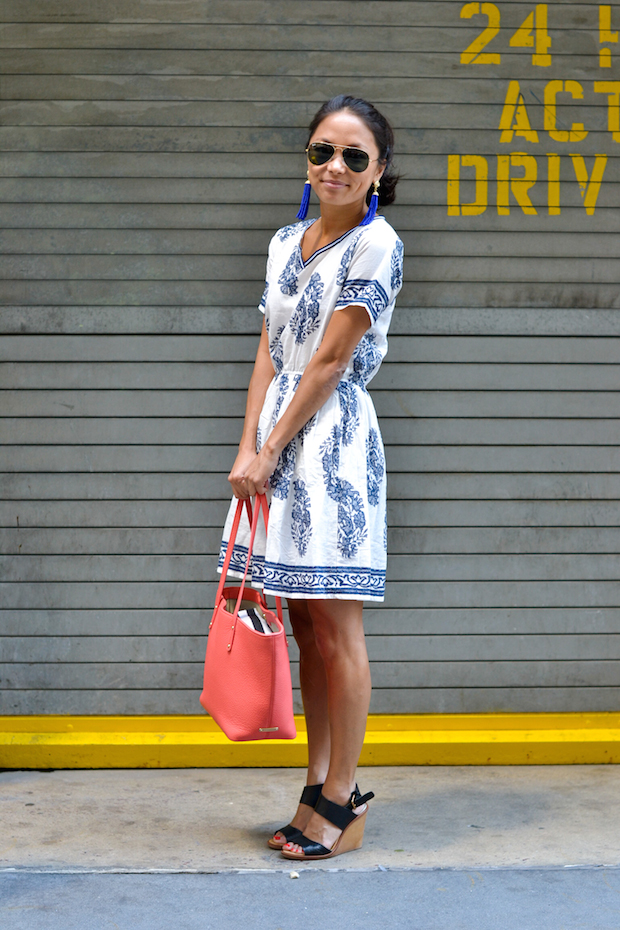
left=307, top=601, right=365, bottom=663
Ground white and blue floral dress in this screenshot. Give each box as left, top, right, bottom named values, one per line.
left=218, top=214, right=404, bottom=602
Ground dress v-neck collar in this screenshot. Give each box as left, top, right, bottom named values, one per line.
left=298, top=220, right=361, bottom=268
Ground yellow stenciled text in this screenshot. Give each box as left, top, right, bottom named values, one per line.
left=447, top=154, right=608, bottom=215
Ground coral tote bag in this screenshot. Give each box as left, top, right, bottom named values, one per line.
left=200, top=494, right=296, bottom=741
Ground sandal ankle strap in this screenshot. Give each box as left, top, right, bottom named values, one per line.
left=299, top=783, right=323, bottom=808
left=314, top=789, right=374, bottom=831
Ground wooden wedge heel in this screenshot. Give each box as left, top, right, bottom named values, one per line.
left=280, top=789, right=374, bottom=861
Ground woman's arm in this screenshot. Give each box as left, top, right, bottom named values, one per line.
left=243, top=304, right=370, bottom=496
left=228, top=319, right=275, bottom=498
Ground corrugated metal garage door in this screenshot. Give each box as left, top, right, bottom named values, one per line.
left=1, top=0, right=619, bottom=714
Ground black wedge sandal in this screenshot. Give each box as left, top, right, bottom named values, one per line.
left=267, top=783, right=323, bottom=850
left=280, top=788, right=374, bottom=861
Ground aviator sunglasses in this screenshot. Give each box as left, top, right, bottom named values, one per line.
left=306, top=141, right=375, bottom=173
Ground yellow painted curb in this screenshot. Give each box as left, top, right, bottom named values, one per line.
left=1, top=714, right=619, bottom=768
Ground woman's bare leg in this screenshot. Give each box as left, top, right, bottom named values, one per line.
left=289, top=598, right=331, bottom=784
left=285, top=598, right=371, bottom=853
left=271, top=597, right=330, bottom=841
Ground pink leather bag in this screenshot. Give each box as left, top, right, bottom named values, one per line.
left=199, top=494, right=297, bottom=741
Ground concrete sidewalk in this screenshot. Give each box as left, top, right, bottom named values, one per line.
left=2, top=766, right=620, bottom=930
left=1, top=764, right=619, bottom=871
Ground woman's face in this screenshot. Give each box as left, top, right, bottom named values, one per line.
left=307, top=110, right=384, bottom=212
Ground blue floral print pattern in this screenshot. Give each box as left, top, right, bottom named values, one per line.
left=366, top=428, right=385, bottom=506
left=270, top=439, right=296, bottom=500
left=291, top=478, right=312, bottom=556
left=289, top=272, right=324, bottom=344
left=320, top=425, right=367, bottom=558
left=336, top=233, right=362, bottom=286
left=278, top=248, right=304, bottom=296
left=350, top=332, right=382, bottom=385
left=319, top=424, right=341, bottom=481
left=332, top=479, right=368, bottom=558
left=269, top=324, right=285, bottom=374
left=335, top=278, right=389, bottom=322
left=337, top=381, right=359, bottom=446
left=277, top=219, right=312, bottom=242
left=390, top=241, right=404, bottom=289
left=271, top=372, right=289, bottom=426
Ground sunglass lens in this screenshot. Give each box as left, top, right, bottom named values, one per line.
left=343, top=149, right=369, bottom=172
left=307, top=143, right=370, bottom=172
left=307, top=143, right=333, bottom=166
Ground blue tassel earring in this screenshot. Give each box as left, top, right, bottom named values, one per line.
left=295, top=170, right=311, bottom=220
left=359, top=179, right=380, bottom=226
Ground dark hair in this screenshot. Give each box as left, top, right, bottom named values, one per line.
left=306, top=95, right=399, bottom=207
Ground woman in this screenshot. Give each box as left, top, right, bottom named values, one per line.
left=220, top=95, right=403, bottom=860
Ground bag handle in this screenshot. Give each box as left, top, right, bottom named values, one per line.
left=215, top=496, right=252, bottom=599
left=229, top=494, right=284, bottom=650
left=251, top=494, right=283, bottom=624
left=215, top=493, right=283, bottom=650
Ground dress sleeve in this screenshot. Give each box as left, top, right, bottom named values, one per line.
left=335, top=229, right=404, bottom=324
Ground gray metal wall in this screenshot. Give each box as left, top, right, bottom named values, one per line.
left=1, top=0, right=619, bottom=715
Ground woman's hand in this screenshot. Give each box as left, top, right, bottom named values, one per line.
left=228, top=443, right=281, bottom=499
left=244, top=443, right=281, bottom=498
left=227, top=447, right=260, bottom=499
